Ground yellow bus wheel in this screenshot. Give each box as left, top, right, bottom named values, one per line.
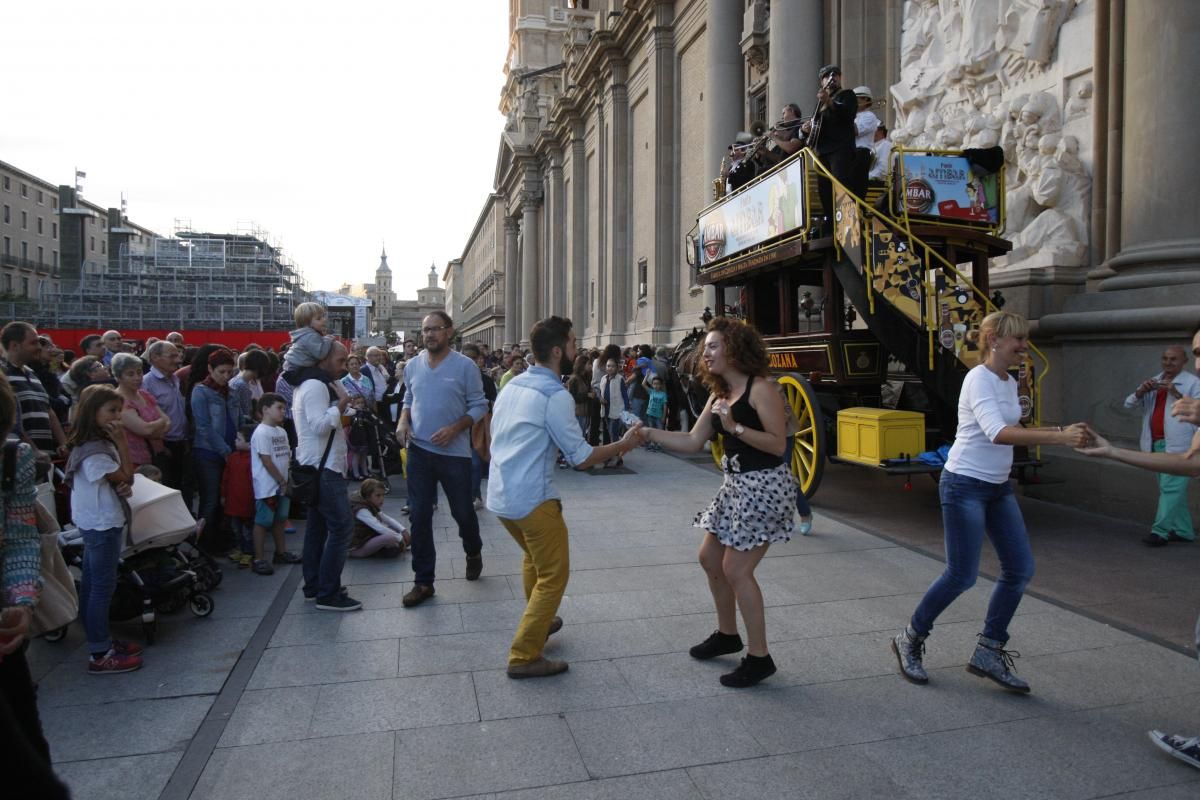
left=777, top=374, right=826, bottom=498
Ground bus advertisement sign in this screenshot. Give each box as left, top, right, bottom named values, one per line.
left=698, top=159, right=807, bottom=267
left=895, top=153, right=999, bottom=225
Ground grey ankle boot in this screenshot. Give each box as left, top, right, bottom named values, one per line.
left=891, top=627, right=929, bottom=684
left=967, top=634, right=1030, bottom=693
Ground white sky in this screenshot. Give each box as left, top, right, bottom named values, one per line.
left=3, top=1, right=510, bottom=299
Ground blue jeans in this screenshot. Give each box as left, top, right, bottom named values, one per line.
left=194, top=455, right=226, bottom=552
left=606, top=418, right=625, bottom=445
left=629, top=397, right=647, bottom=422
left=911, top=470, right=1035, bottom=642
left=301, top=470, right=354, bottom=600
left=575, top=415, right=588, bottom=437
left=470, top=447, right=483, bottom=501
left=79, top=526, right=125, bottom=654
left=407, top=445, right=481, bottom=586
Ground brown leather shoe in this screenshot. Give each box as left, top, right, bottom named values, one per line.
left=506, top=657, right=569, bottom=679
left=546, top=616, right=563, bottom=640
left=465, top=553, right=483, bottom=581
left=402, top=584, right=435, bottom=608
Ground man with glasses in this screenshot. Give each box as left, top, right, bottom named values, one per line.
left=396, top=312, right=489, bottom=607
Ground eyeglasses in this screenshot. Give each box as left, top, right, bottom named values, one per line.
left=421, top=326, right=448, bottom=335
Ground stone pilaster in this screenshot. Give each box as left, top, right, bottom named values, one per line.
left=602, top=57, right=630, bottom=337
left=503, top=217, right=520, bottom=347
left=547, top=146, right=566, bottom=316
left=568, top=115, right=588, bottom=329
left=650, top=1, right=677, bottom=338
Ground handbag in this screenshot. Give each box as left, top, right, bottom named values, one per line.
left=290, top=429, right=335, bottom=505
left=1, top=442, right=78, bottom=636
left=471, top=413, right=491, bottom=463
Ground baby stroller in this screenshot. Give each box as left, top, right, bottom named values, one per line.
left=56, top=476, right=218, bottom=644
left=349, top=407, right=403, bottom=489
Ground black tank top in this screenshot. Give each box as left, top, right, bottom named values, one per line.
left=711, top=376, right=785, bottom=472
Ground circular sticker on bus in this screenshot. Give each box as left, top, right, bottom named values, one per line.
left=905, top=178, right=935, bottom=214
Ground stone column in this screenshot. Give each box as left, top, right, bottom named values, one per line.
left=704, top=0, right=744, bottom=315
left=768, top=0, right=823, bottom=118
left=651, top=0, right=677, bottom=337
left=520, top=187, right=542, bottom=347
left=548, top=146, right=566, bottom=316
left=569, top=115, right=588, bottom=330
left=503, top=217, right=520, bottom=347
left=1100, top=0, right=1200, bottom=291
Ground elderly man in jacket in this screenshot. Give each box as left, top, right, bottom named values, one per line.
left=1124, top=345, right=1200, bottom=546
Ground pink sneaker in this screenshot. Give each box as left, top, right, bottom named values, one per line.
left=88, top=650, right=143, bottom=675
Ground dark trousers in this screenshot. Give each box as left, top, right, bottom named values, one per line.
left=816, top=146, right=856, bottom=225
left=160, top=439, right=192, bottom=509
left=0, top=645, right=71, bottom=799
left=194, top=455, right=227, bottom=553
left=406, top=444, right=481, bottom=586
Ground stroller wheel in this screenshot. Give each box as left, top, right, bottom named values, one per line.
left=43, top=626, right=69, bottom=643
left=189, top=593, right=215, bottom=617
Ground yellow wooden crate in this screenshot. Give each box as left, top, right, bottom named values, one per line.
left=836, top=407, right=926, bottom=467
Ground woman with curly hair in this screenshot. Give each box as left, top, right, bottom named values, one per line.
left=639, top=317, right=795, bottom=687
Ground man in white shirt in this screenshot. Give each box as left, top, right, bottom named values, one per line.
left=870, top=125, right=893, bottom=181
left=853, top=87, right=880, bottom=149
left=293, top=342, right=361, bottom=611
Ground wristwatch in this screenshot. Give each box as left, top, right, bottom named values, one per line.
left=733, top=423, right=745, bottom=436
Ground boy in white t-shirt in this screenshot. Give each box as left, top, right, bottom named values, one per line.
left=249, top=393, right=300, bottom=575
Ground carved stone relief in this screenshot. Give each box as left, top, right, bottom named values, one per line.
left=890, top=0, right=1090, bottom=271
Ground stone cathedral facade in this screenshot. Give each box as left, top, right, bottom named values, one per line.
left=458, top=0, right=1199, bottom=520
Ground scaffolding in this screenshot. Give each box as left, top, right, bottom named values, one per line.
left=26, top=224, right=310, bottom=331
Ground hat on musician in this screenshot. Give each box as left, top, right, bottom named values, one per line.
left=818, top=64, right=842, bottom=80
left=734, top=132, right=753, bottom=144
left=853, top=86, right=873, bottom=100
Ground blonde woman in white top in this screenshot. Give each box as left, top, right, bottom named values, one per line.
left=891, top=311, right=1091, bottom=693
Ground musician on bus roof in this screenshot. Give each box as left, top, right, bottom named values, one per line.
left=853, top=86, right=881, bottom=149
left=801, top=65, right=859, bottom=217
left=770, top=103, right=806, bottom=157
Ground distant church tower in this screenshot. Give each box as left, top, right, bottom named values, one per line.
left=417, top=260, right=445, bottom=307
left=373, top=245, right=394, bottom=330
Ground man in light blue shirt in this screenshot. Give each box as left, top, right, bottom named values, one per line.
left=488, top=316, right=640, bottom=679
left=397, top=312, right=489, bottom=607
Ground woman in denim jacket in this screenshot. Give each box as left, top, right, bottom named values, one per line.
left=191, top=348, right=240, bottom=554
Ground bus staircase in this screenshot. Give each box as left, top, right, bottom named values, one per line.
left=802, top=150, right=1050, bottom=477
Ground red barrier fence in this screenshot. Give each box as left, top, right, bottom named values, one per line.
left=39, top=328, right=292, bottom=353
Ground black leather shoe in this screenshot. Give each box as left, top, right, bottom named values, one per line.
left=465, top=553, right=483, bottom=581
left=1143, top=534, right=1169, bottom=547
left=689, top=630, right=744, bottom=660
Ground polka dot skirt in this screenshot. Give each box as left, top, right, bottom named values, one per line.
left=694, top=462, right=797, bottom=551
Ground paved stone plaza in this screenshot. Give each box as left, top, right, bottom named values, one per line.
left=27, top=451, right=1200, bottom=799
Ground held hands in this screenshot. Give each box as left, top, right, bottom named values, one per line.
left=1057, top=422, right=1093, bottom=448
left=0, top=606, right=32, bottom=656
left=619, top=422, right=644, bottom=453
left=1172, top=396, right=1200, bottom=426
left=1074, top=425, right=1113, bottom=458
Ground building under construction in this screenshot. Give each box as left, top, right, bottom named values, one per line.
left=37, top=217, right=309, bottom=332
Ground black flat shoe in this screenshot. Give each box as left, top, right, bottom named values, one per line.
left=720, top=654, right=777, bottom=688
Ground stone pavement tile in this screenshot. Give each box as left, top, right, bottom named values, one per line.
left=456, top=545, right=705, bottom=579
left=340, top=558, right=414, bottom=586
left=727, top=672, right=1040, bottom=756
left=309, top=672, right=479, bottom=735
left=38, top=616, right=258, bottom=707
left=546, top=617, right=712, bottom=663
left=395, top=576, right=518, bottom=604
left=548, top=563, right=701, bottom=597
left=269, top=611, right=344, bottom=646
left=687, top=746, right=919, bottom=800
left=54, top=751, right=182, bottom=800
left=286, top=582, right=414, bottom=615
left=193, top=732, right=395, bottom=800
left=755, top=547, right=944, bottom=605
left=462, top=769, right=705, bottom=800
left=458, top=598, right=528, bottom=632
left=860, top=699, right=1200, bottom=800
left=612, top=650, right=737, bottom=704
left=337, top=604, right=464, bottom=642
left=218, top=686, right=320, bottom=748
left=565, top=697, right=767, bottom=778
left=248, top=638, right=399, bottom=689
left=396, top=715, right=589, bottom=800
left=474, top=659, right=639, bottom=720
left=1105, top=781, right=1200, bottom=799
left=395, top=629, right=518, bottom=676
left=43, top=694, right=213, bottom=761
left=1018, top=642, right=1200, bottom=711
left=207, top=563, right=295, bottom=620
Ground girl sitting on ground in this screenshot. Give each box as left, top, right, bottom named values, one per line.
left=348, top=478, right=410, bottom=558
